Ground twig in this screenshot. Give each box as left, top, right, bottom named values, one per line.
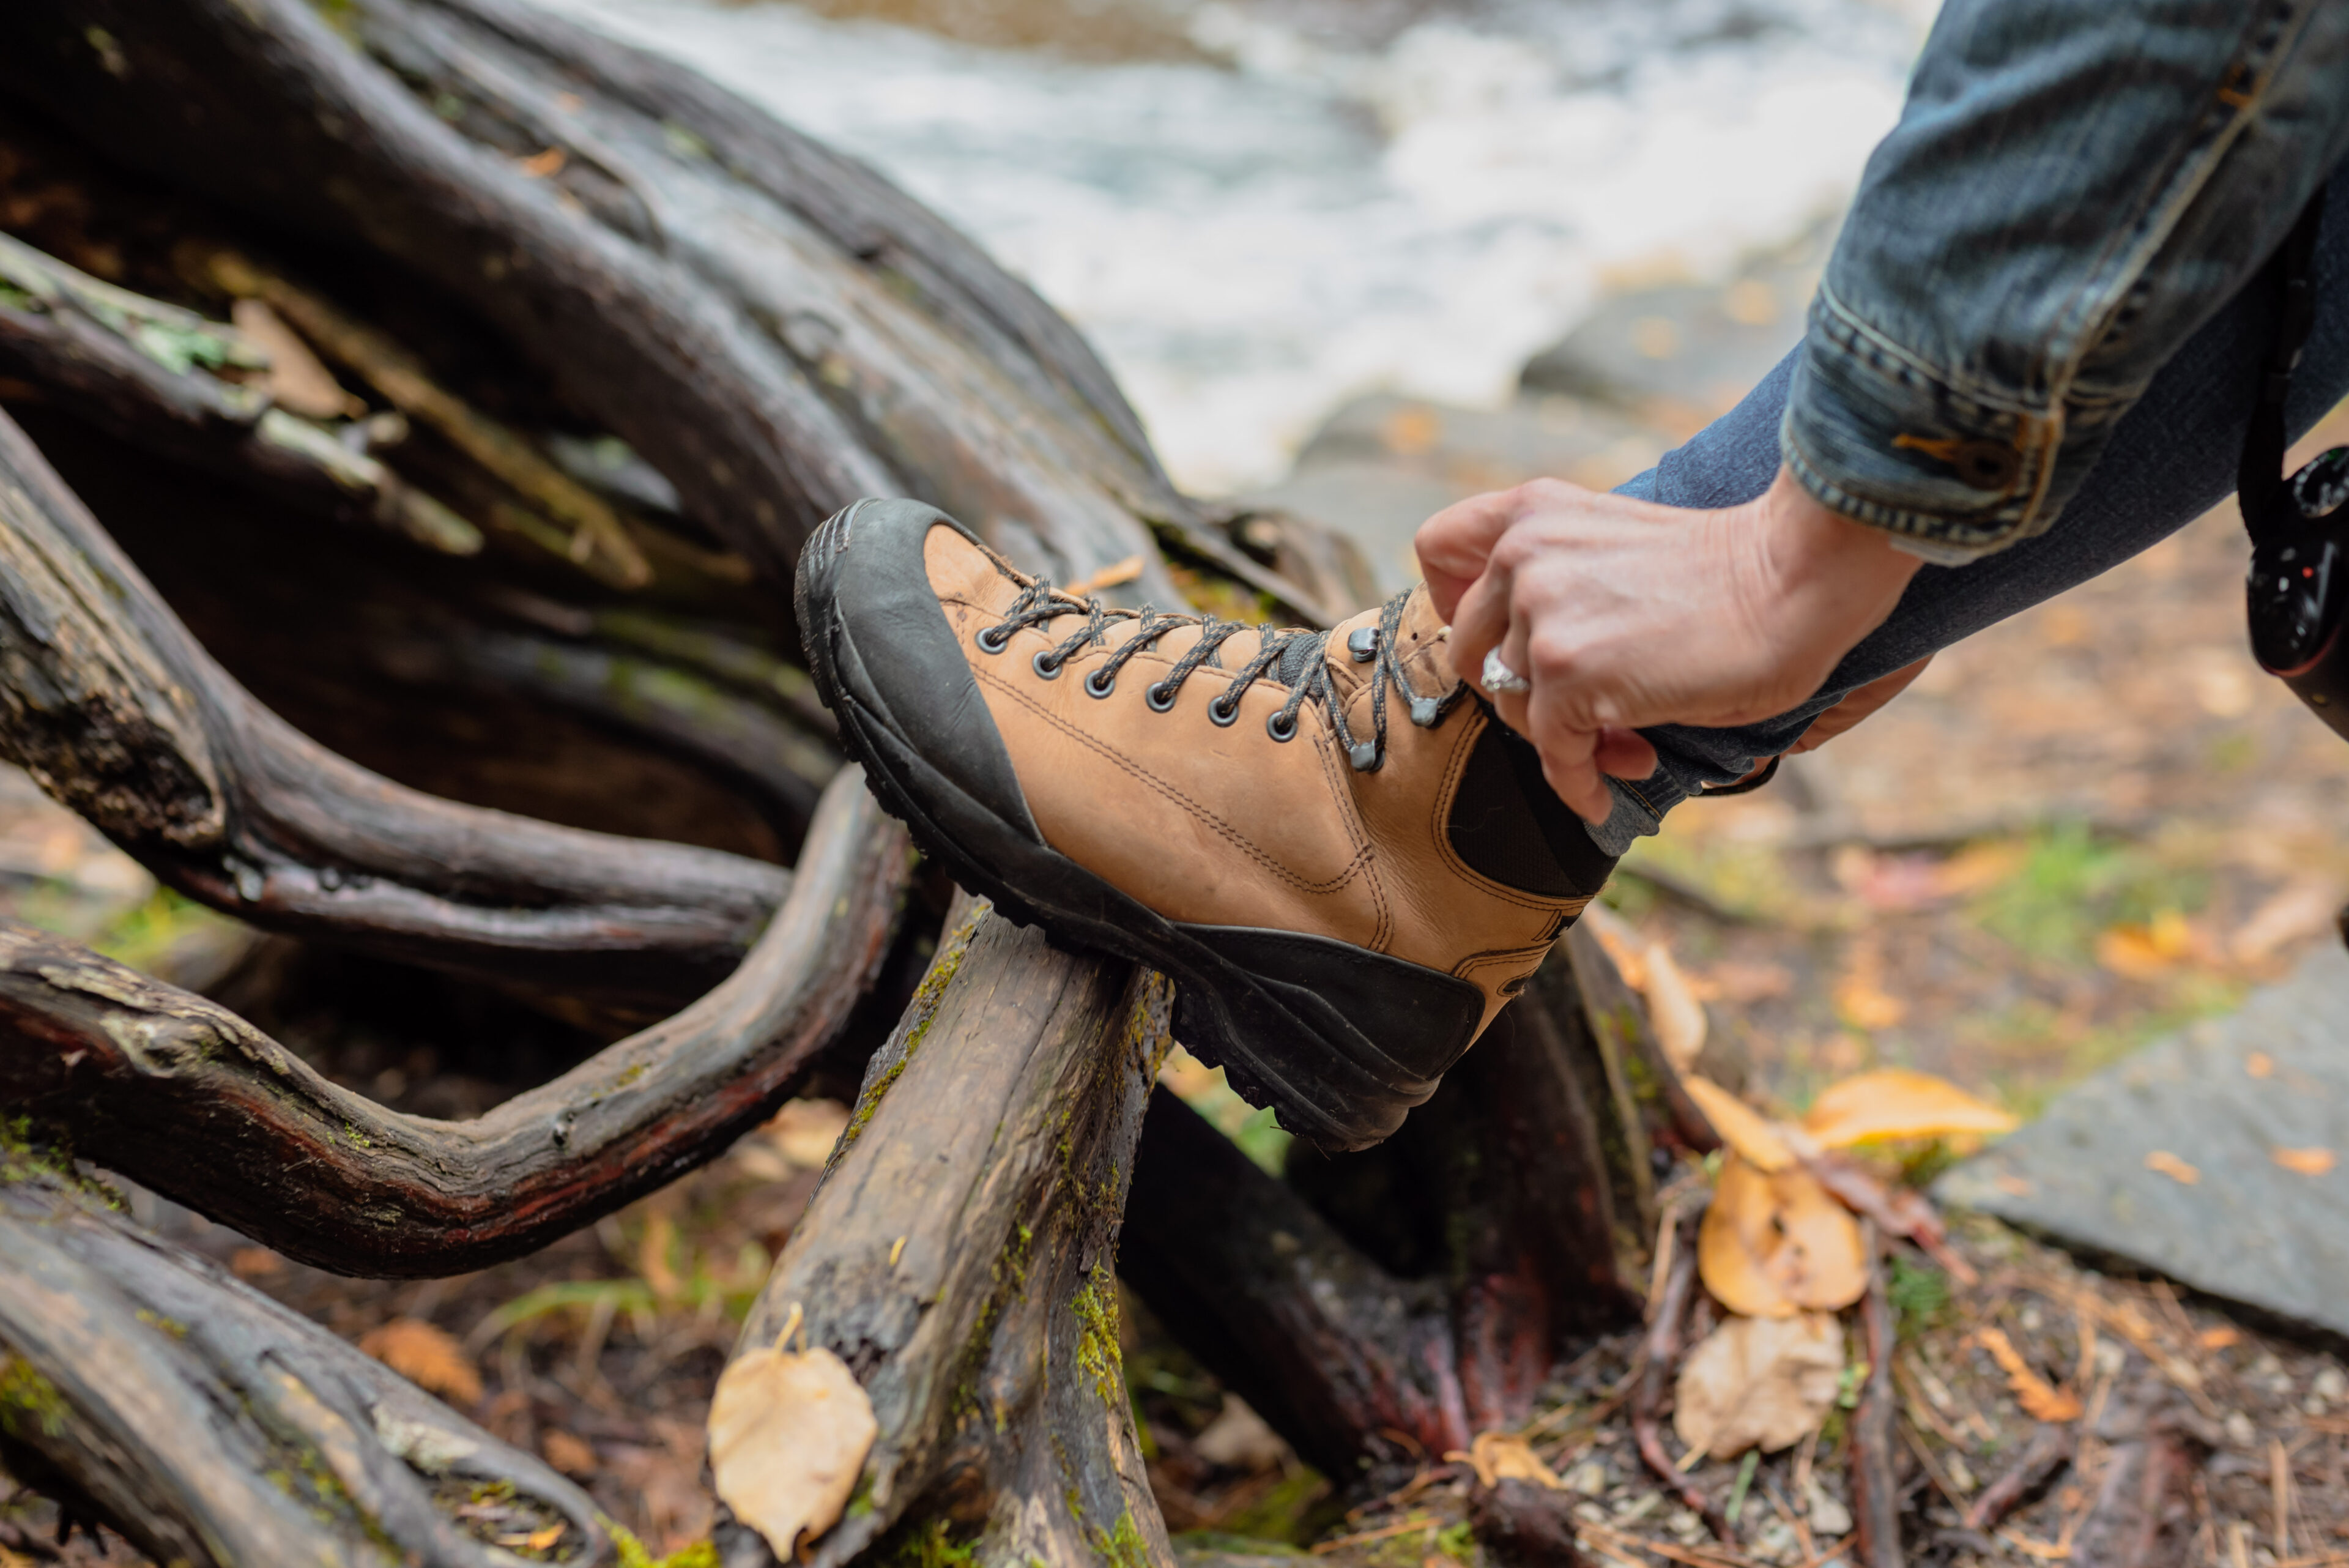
left=1307, top=1513, right=1438, bottom=1554
left=1849, top=1225, right=1903, bottom=1568
left=1633, top=1203, right=1730, bottom=1542
left=1577, top=1517, right=1759, bottom=1568
left=2275, top=1436, right=2295, bottom=1556
left=1964, top=1422, right=2075, bottom=1532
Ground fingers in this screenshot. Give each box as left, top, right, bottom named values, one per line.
left=1415, top=489, right=1523, bottom=622
left=1591, top=726, right=1658, bottom=781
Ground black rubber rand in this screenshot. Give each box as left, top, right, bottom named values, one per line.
left=795, top=497, right=1485, bottom=1153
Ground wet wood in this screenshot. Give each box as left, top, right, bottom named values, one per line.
left=0, top=1153, right=614, bottom=1566
left=0, top=770, right=907, bottom=1277
left=1849, top=1233, right=1905, bottom=1568
left=725, top=903, right=1174, bottom=1568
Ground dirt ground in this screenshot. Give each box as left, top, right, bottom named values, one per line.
left=8, top=334, right=2349, bottom=1568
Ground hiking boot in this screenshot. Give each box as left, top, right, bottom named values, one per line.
left=795, top=498, right=1616, bottom=1151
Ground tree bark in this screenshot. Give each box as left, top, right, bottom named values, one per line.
left=0, top=768, right=905, bottom=1277
left=0, top=405, right=796, bottom=1009
left=724, top=901, right=1175, bottom=1568
left=0, top=1151, right=615, bottom=1566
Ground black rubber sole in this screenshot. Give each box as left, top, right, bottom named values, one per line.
left=795, top=503, right=1455, bottom=1152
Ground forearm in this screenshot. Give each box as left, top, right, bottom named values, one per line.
left=1787, top=0, right=2349, bottom=562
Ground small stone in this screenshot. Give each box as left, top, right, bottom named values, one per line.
left=1665, top=1509, right=1703, bottom=1540
left=1807, top=1476, right=1853, bottom=1537
left=1945, top=1452, right=1978, bottom=1493
left=1564, top=1461, right=1609, bottom=1496
left=2314, top=1365, right=2347, bottom=1405
left=2094, top=1340, right=2126, bottom=1376
left=2225, top=1411, right=2258, bottom=1448
left=1753, top=1518, right=1800, bottom=1563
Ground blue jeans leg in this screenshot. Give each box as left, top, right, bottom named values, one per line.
left=1588, top=159, right=2349, bottom=855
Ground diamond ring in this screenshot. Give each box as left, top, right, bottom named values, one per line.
left=1480, top=648, right=1531, bottom=696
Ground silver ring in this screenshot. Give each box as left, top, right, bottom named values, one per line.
left=1481, top=648, right=1531, bottom=696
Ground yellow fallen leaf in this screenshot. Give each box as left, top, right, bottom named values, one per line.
left=543, top=1430, right=598, bottom=1477
left=1974, top=1328, right=2082, bottom=1422
left=708, top=1315, right=878, bottom=1562
left=1683, top=1077, right=1794, bottom=1173
left=2143, top=1150, right=2200, bottom=1186
left=1642, top=942, right=1708, bottom=1071
left=1458, top=1431, right=1562, bottom=1490
left=2196, top=1325, right=2241, bottom=1351
left=2246, top=1051, right=2276, bottom=1079
left=358, top=1318, right=483, bottom=1408
left=2096, top=911, right=2196, bottom=980
left=1674, top=1312, right=1845, bottom=1459
left=1832, top=973, right=1906, bottom=1031
left=2273, top=1146, right=2336, bottom=1176
left=1801, top=1069, right=2018, bottom=1148
left=495, top=1525, right=567, bottom=1551
left=1698, top=1153, right=1866, bottom=1318
left=1066, top=553, right=1146, bottom=596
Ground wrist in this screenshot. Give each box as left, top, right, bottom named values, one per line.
left=1759, top=466, right=1920, bottom=599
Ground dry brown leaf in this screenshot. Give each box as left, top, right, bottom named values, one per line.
left=2197, top=1325, right=2241, bottom=1351
left=2246, top=1052, right=2276, bottom=1080
left=2144, top=1150, right=2201, bottom=1185
left=358, top=1318, right=483, bottom=1407
left=1698, top=1153, right=1866, bottom=1317
left=1800, top=1069, right=2017, bottom=1148
left=708, top=1321, right=877, bottom=1562
left=1674, top=1312, right=1845, bottom=1458
left=1683, top=1077, right=1794, bottom=1173
left=1642, top=942, right=1709, bottom=1071
left=543, top=1430, right=598, bottom=1477
left=495, top=1525, right=566, bottom=1551
left=1832, top=973, right=1907, bottom=1031
left=1460, top=1431, right=1563, bottom=1490
left=1974, top=1328, right=2082, bottom=1422
left=231, top=297, right=362, bottom=420
left=766, top=1098, right=853, bottom=1170
left=2273, top=1146, right=2336, bottom=1176
left=516, top=146, right=569, bottom=178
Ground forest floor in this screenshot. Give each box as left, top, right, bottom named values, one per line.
left=7, top=342, right=2349, bottom=1568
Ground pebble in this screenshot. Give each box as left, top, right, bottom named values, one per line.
left=2225, top=1410, right=2259, bottom=1449
left=1807, top=1476, right=1853, bottom=1537
left=1564, top=1461, right=1610, bottom=1496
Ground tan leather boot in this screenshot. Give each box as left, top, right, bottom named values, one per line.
left=796, top=498, right=1615, bottom=1150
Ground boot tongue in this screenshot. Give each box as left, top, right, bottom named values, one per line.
left=1275, top=630, right=1329, bottom=686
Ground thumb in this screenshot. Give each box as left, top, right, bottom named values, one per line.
left=1414, top=489, right=1521, bottom=622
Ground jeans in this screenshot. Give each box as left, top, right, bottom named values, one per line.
left=1587, top=156, right=2349, bottom=856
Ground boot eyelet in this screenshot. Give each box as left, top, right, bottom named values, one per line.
left=1208, top=696, right=1239, bottom=727
left=1032, top=649, right=1065, bottom=680
left=1266, top=710, right=1299, bottom=742
left=1145, top=681, right=1177, bottom=713
left=976, top=625, right=1013, bottom=655
left=1084, top=667, right=1117, bottom=699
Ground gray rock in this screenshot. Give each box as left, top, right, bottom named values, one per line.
left=1939, top=940, right=2349, bottom=1339
left=1239, top=393, right=1665, bottom=590
left=1518, top=223, right=1830, bottom=422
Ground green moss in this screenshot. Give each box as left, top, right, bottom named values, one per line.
left=606, top=1520, right=719, bottom=1568
left=1089, top=1510, right=1152, bottom=1568
left=839, top=908, right=980, bottom=1156
left=887, top=1519, right=977, bottom=1568
left=1070, top=1260, right=1123, bottom=1410
left=0, top=1355, right=69, bottom=1439
left=135, top=1307, right=190, bottom=1340
left=1433, top=1521, right=1477, bottom=1563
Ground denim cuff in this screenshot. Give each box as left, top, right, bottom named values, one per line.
left=1781, top=284, right=2103, bottom=565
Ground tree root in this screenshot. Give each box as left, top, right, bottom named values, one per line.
left=1632, top=1202, right=1727, bottom=1541
left=0, top=1153, right=614, bottom=1566
left=0, top=768, right=907, bottom=1277
left=724, top=902, right=1174, bottom=1567
left=0, top=406, right=793, bottom=1009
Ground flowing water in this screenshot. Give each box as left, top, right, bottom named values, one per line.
left=541, top=0, right=1931, bottom=493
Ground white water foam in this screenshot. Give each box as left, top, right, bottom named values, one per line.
left=537, top=0, right=1926, bottom=492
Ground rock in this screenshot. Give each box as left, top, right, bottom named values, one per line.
left=1239, top=392, right=1666, bottom=590
left=1939, top=940, right=2349, bottom=1339
left=1518, top=223, right=1830, bottom=428
left=1470, top=1476, right=1589, bottom=1568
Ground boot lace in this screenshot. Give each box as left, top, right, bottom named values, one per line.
left=975, top=581, right=1462, bottom=772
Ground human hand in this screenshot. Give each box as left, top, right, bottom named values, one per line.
left=1416, top=467, right=1920, bottom=821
